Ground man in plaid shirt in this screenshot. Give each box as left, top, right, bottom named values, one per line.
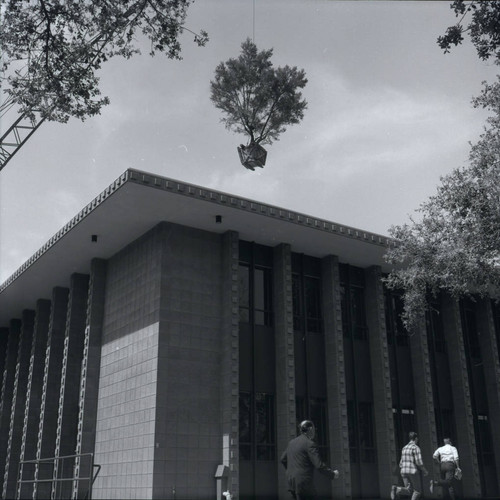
left=391, top=432, right=428, bottom=499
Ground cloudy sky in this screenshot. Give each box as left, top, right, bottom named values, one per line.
left=0, top=0, right=498, bottom=283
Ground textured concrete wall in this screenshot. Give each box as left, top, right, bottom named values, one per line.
left=476, top=299, right=500, bottom=485
left=93, top=225, right=164, bottom=500
left=322, top=255, right=351, bottom=499
left=18, top=299, right=51, bottom=500
left=153, top=222, right=224, bottom=500
left=53, top=273, right=90, bottom=499
left=364, top=266, right=397, bottom=497
left=220, top=231, right=240, bottom=497
left=441, top=295, right=482, bottom=498
left=34, top=287, right=69, bottom=499
left=273, top=243, right=296, bottom=500
left=94, top=222, right=227, bottom=500
left=0, top=320, right=21, bottom=496
left=408, top=320, right=438, bottom=482
left=74, top=259, right=108, bottom=499
left=3, top=311, right=34, bottom=500
left=94, top=323, right=159, bottom=500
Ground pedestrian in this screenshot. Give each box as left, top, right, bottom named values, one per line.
left=280, top=420, right=339, bottom=500
left=430, top=438, right=459, bottom=499
left=390, top=431, right=428, bottom=500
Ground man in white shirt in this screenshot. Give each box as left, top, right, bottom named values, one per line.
left=430, top=438, right=459, bottom=499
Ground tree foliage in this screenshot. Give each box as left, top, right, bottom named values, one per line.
left=210, top=38, right=307, bottom=146
left=0, top=0, right=208, bottom=122
left=438, top=0, right=500, bottom=63
left=385, top=77, right=500, bottom=330
left=384, top=0, right=500, bottom=330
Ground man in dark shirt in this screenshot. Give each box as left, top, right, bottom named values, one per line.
left=280, top=420, right=339, bottom=500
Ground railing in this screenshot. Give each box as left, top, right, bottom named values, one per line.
left=16, top=453, right=101, bottom=500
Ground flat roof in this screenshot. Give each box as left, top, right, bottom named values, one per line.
left=0, top=169, right=394, bottom=327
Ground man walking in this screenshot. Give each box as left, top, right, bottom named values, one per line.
left=280, top=420, right=339, bottom=500
left=430, top=438, right=459, bottom=499
left=391, top=431, right=428, bottom=500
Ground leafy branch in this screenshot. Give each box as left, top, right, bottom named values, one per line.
left=0, top=0, right=208, bottom=122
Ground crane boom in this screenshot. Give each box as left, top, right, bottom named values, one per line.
left=0, top=111, right=45, bottom=172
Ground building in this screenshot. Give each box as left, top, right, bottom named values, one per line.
left=0, top=169, right=499, bottom=500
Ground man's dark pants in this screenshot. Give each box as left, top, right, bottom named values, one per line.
left=398, top=472, right=422, bottom=500
left=435, top=462, right=456, bottom=499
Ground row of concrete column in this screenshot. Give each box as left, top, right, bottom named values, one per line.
left=0, top=260, right=106, bottom=500
left=3, top=235, right=500, bottom=499
left=271, top=245, right=500, bottom=499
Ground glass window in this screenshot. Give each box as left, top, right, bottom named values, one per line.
left=239, top=264, right=250, bottom=324
left=310, top=397, right=329, bottom=461
left=255, top=393, right=275, bottom=460
left=305, top=277, right=322, bottom=333
left=239, top=392, right=252, bottom=460
left=295, top=396, right=306, bottom=427
left=464, top=307, right=481, bottom=359
left=393, top=294, right=408, bottom=346
left=340, top=285, right=350, bottom=338
left=341, top=277, right=368, bottom=340
left=238, top=264, right=273, bottom=326
left=239, top=392, right=276, bottom=461
left=430, top=304, right=446, bottom=353
left=347, top=400, right=358, bottom=463
left=254, top=267, right=272, bottom=326
left=351, top=287, right=367, bottom=340
left=478, top=415, right=494, bottom=465
left=440, top=409, right=455, bottom=444
left=385, top=291, right=395, bottom=345
left=358, top=402, right=376, bottom=463
left=292, top=273, right=303, bottom=331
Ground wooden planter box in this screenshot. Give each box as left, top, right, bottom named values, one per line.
left=237, top=142, right=267, bottom=170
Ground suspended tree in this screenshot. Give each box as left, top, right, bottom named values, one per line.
left=210, top=38, right=307, bottom=170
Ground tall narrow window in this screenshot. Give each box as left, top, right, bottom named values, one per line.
left=255, top=393, right=275, bottom=461
left=239, top=392, right=252, bottom=460
left=254, top=267, right=272, bottom=326
left=351, top=286, right=368, bottom=340
left=239, top=392, right=276, bottom=461
left=292, top=274, right=302, bottom=331
left=292, top=273, right=322, bottom=333
left=347, top=400, right=358, bottom=463
left=239, top=264, right=250, bottom=324
left=239, top=263, right=273, bottom=326
left=478, top=415, right=494, bottom=466
left=358, top=402, right=376, bottom=463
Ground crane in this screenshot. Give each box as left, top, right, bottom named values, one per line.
left=0, top=111, right=45, bottom=172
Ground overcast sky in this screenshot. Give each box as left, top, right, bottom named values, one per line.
left=0, top=0, right=498, bottom=283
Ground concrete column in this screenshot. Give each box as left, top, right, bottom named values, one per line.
left=441, top=295, right=481, bottom=498
left=476, top=299, right=500, bottom=483
left=408, top=319, right=438, bottom=479
left=220, top=231, right=240, bottom=497
left=0, top=330, right=8, bottom=409
left=364, top=266, right=397, bottom=497
left=2, top=310, right=35, bottom=500
left=0, top=319, right=21, bottom=496
left=73, top=260, right=107, bottom=499
left=52, top=273, right=89, bottom=500
left=18, top=300, right=51, bottom=500
left=273, top=243, right=296, bottom=500
left=321, top=255, right=351, bottom=499
left=34, top=287, right=69, bottom=500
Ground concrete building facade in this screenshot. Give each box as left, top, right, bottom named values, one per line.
left=0, top=169, right=499, bottom=499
